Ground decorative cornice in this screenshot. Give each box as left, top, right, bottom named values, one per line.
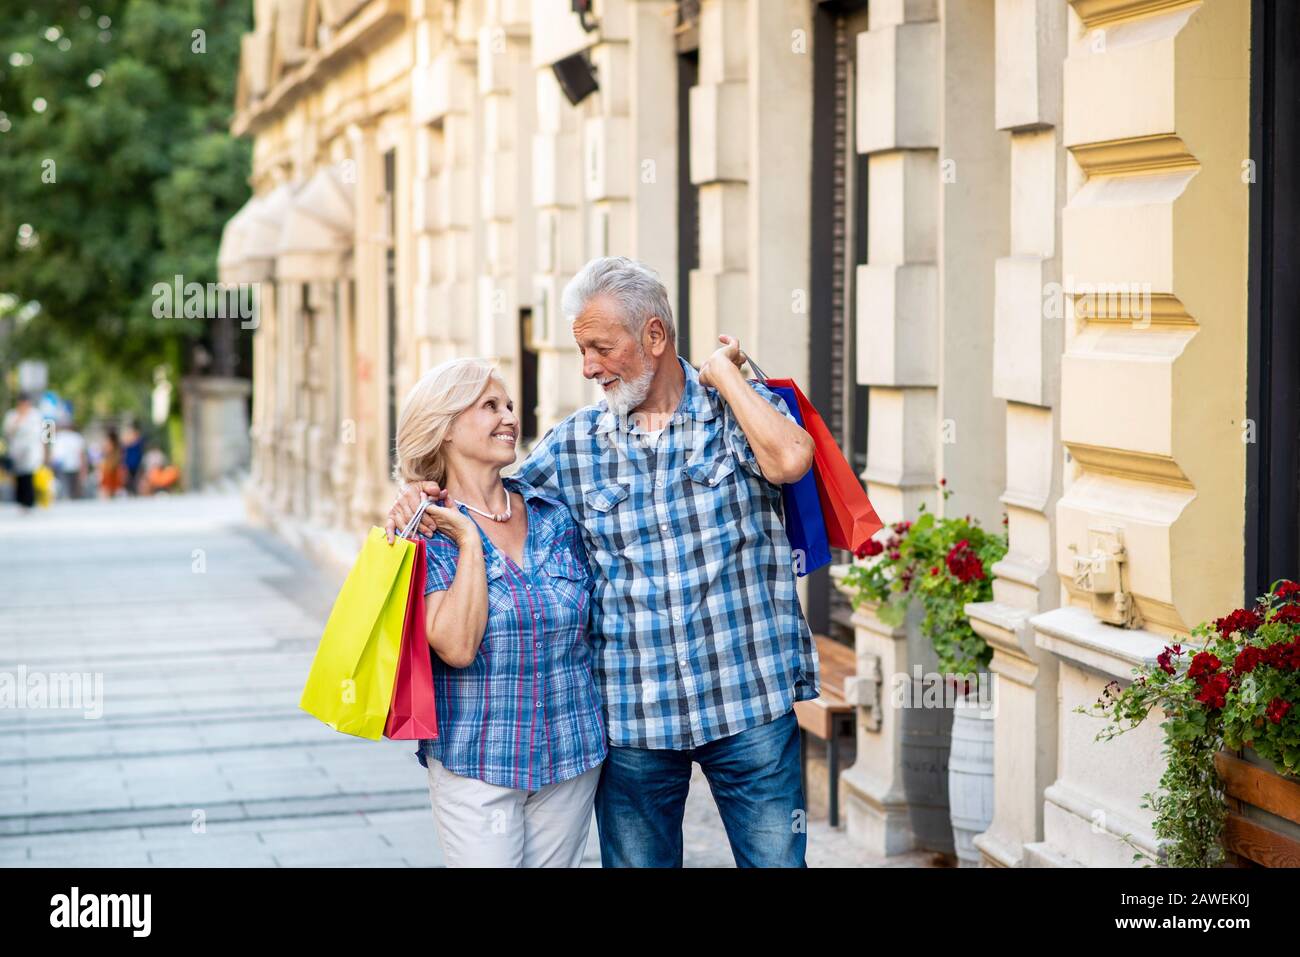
left=233, top=0, right=406, bottom=138
left=1069, top=0, right=1201, bottom=30
left=1063, top=442, right=1192, bottom=489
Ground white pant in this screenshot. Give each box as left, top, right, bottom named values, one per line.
left=425, top=758, right=601, bottom=867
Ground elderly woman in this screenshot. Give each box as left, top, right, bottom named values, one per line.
left=389, top=357, right=606, bottom=867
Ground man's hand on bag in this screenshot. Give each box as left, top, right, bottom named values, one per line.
left=385, top=482, right=447, bottom=544
left=697, top=334, right=747, bottom=390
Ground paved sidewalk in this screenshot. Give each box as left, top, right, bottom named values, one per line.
left=0, top=493, right=932, bottom=868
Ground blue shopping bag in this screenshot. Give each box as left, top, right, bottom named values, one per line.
left=766, top=382, right=832, bottom=576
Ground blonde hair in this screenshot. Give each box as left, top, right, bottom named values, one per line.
left=393, top=357, right=506, bottom=486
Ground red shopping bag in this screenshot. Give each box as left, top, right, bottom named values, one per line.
left=383, top=537, right=439, bottom=740
left=760, top=375, right=884, bottom=553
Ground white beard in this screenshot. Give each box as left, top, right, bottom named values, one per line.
left=604, top=355, right=655, bottom=417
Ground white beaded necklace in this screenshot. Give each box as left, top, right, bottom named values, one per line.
left=453, top=488, right=512, bottom=523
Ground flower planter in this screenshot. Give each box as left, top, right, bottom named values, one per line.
left=902, top=695, right=954, bottom=856
left=1215, top=747, right=1300, bottom=867
left=948, top=686, right=995, bottom=867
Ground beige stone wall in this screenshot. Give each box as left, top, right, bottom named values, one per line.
left=1027, top=0, right=1251, bottom=867
left=228, top=0, right=1260, bottom=866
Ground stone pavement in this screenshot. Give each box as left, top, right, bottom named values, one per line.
left=0, top=492, right=933, bottom=868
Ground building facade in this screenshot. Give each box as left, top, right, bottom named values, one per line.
left=221, top=0, right=1296, bottom=866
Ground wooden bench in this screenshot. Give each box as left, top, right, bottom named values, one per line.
left=794, top=635, right=857, bottom=827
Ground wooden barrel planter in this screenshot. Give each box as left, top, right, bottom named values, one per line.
left=1214, top=748, right=1300, bottom=867
left=947, top=689, right=995, bottom=867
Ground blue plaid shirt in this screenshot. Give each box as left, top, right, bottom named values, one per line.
left=515, top=356, right=819, bottom=750
left=415, top=477, right=608, bottom=790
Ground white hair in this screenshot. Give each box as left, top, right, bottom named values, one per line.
left=561, top=256, right=676, bottom=344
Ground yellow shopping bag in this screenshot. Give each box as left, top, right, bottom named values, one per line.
left=299, top=528, right=419, bottom=740
left=33, top=466, right=54, bottom=507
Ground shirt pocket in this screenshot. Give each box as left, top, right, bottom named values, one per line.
left=684, top=454, right=737, bottom=490
left=482, top=558, right=513, bottom=626
left=542, top=543, right=591, bottom=607
left=582, top=481, right=631, bottom=553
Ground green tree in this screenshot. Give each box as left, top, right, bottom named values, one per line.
left=0, top=0, right=251, bottom=416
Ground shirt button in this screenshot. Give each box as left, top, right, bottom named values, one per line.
left=535, top=701, right=542, bottom=708
left=660, top=523, right=668, bottom=532
left=673, top=610, right=682, bottom=622
left=535, top=642, right=542, bottom=650
left=533, top=612, right=540, bottom=620
left=525, top=583, right=532, bottom=590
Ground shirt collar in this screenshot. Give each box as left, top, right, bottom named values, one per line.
left=592, top=355, right=719, bottom=435
left=502, top=474, right=564, bottom=511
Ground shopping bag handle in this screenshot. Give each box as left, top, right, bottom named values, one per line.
left=743, top=352, right=769, bottom=382
left=399, top=497, right=433, bottom=541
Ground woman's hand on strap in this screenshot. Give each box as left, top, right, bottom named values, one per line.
left=385, top=481, right=448, bottom=544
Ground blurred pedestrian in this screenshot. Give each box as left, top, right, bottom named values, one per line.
left=122, top=424, right=145, bottom=496
left=140, top=448, right=180, bottom=495
left=2, top=393, right=45, bottom=510
left=52, top=420, right=89, bottom=500
left=99, top=429, right=126, bottom=499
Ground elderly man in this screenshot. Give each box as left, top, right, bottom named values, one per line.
left=388, top=256, right=818, bottom=867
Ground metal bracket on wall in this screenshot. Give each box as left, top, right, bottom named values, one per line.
left=1069, top=523, right=1142, bottom=629
left=844, top=652, right=883, bottom=732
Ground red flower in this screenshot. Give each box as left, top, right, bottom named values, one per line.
left=939, top=478, right=947, bottom=487
left=1156, top=647, right=1177, bottom=675
left=1194, top=672, right=1231, bottom=710
left=888, top=550, right=901, bottom=561
left=1215, top=608, right=1263, bottom=639
left=1266, top=697, right=1293, bottom=724
left=930, top=566, right=940, bottom=576
left=1275, top=580, right=1300, bottom=601
left=1234, top=646, right=1266, bottom=674
left=944, top=539, right=986, bottom=584
left=1187, top=652, right=1221, bottom=682
left=1273, top=604, right=1300, bottom=625
left=1266, top=639, right=1300, bottom=671
left=855, top=538, right=884, bottom=559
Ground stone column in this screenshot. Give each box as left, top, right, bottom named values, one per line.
left=965, top=0, right=1067, bottom=869
left=180, top=376, right=252, bottom=487
left=1024, top=0, right=1250, bottom=867
left=935, top=0, right=1007, bottom=528
left=530, top=3, right=590, bottom=431
left=329, top=277, right=357, bottom=530
left=348, top=121, right=389, bottom=527
left=688, top=0, right=747, bottom=367
left=626, top=0, right=678, bottom=296
left=745, top=0, right=812, bottom=382
left=411, top=5, right=478, bottom=371
left=477, top=1, right=535, bottom=405
left=842, top=0, right=943, bottom=857
left=246, top=276, right=277, bottom=520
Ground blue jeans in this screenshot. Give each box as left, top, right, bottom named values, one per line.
left=594, top=709, right=806, bottom=867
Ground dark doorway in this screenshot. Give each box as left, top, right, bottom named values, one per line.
left=808, top=0, right=870, bottom=641
left=518, top=307, right=540, bottom=443
left=1245, top=0, right=1300, bottom=599
left=676, top=6, right=700, bottom=362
